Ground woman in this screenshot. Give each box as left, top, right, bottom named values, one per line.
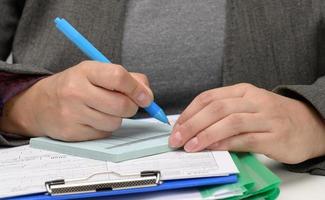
left=0, top=0, right=324, bottom=175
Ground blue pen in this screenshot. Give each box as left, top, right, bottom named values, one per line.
left=54, top=17, right=170, bottom=125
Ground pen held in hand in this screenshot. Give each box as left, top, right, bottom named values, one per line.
left=54, top=17, right=170, bottom=125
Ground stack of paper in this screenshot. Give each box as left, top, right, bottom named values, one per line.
left=0, top=146, right=238, bottom=199
left=199, top=153, right=281, bottom=200
left=30, top=119, right=175, bottom=162
left=103, top=153, right=281, bottom=200
left=0, top=115, right=281, bottom=199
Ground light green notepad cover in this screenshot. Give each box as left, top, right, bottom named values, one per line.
left=200, top=153, right=281, bottom=200
left=30, top=119, right=174, bottom=162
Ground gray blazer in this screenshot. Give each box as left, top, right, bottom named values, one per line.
left=0, top=0, right=325, bottom=175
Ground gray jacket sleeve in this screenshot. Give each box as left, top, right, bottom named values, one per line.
left=274, top=77, right=325, bottom=176
left=0, top=0, right=51, bottom=74
left=0, top=0, right=51, bottom=147
left=0, top=0, right=22, bottom=60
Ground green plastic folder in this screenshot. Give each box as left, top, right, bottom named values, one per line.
left=200, top=153, right=281, bottom=200
left=30, top=119, right=174, bottom=162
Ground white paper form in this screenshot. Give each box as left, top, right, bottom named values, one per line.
left=0, top=145, right=108, bottom=198
left=0, top=146, right=237, bottom=198
left=110, top=150, right=238, bottom=180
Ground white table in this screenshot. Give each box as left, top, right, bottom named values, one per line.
left=257, top=155, right=325, bottom=200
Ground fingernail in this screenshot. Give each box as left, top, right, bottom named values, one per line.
left=137, top=92, right=146, bottom=101
left=184, top=137, right=199, bottom=152
left=137, top=92, right=148, bottom=104
left=169, top=131, right=182, bottom=148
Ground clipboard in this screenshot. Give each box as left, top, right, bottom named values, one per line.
left=8, top=171, right=237, bottom=200
left=1, top=145, right=239, bottom=199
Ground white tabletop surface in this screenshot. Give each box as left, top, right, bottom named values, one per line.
left=257, top=154, right=325, bottom=200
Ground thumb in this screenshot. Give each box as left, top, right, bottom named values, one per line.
left=131, top=72, right=154, bottom=100
left=131, top=73, right=150, bottom=87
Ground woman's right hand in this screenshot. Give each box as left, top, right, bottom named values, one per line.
left=0, top=61, right=153, bottom=141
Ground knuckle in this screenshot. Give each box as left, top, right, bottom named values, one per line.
left=141, top=74, right=149, bottom=82
left=196, top=91, right=213, bottom=107
left=245, top=134, right=258, bottom=148
left=59, top=107, right=70, bottom=117
left=58, top=80, right=83, bottom=100
left=227, top=114, right=244, bottom=130
left=112, top=66, right=127, bottom=86
left=59, top=107, right=74, bottom=119
left=200, top=130, right=215, bottom=144
left=80, top=60, right=93, bottom=66
left=210, top=101, right=226, bottom=114
left=236, top=83, right=254, bottom=90
left=181, top=122, right=193, bottom=133
left=236, top=83, right=257, bottom=96
left=254, top=92, right=274, bottom=106
left=65, top=79, right=78, bottom=91
left=139, top=74, right=150, bottom=85
left=118, top=96, right=131, bottom=108
left=78, top=60, right=94, bottom=70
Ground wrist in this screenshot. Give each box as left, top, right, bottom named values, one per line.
left=0, top=79, right=45, bottom=137
left=305, top=105, right=325, bottom=160
left=314, top=122, right=325, bottom=158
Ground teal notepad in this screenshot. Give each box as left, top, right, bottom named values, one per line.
left=30, top=119, right=174, bottom=162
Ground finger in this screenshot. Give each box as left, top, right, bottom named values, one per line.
left=56, top=124, right=112, bottom=142
left=131, top=73, right=153, bottom=98
left=183, top=113, right=270, bottom=152
left=84, top=84, right=138, bottom=117
left=80, top=106, right=122, bottom=132
left=84, top=61, right=153, bottom=107
left=169, top=98, right=258, bottom=148
left=207, top=132, right=271, bottom=154
left=77, top=125, right=113, bottom=141
left=131, top=73, right=150, bottom=87
left=176, top=83, right=254, bottom=125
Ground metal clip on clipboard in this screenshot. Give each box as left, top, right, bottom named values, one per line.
left=45, top=171, right=161, bottom=195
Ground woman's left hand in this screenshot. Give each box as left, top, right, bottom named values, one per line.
left=169, top=83, right=325, bottom=164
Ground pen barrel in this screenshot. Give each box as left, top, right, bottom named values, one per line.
left=55, top=18, right=111, bottom=63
